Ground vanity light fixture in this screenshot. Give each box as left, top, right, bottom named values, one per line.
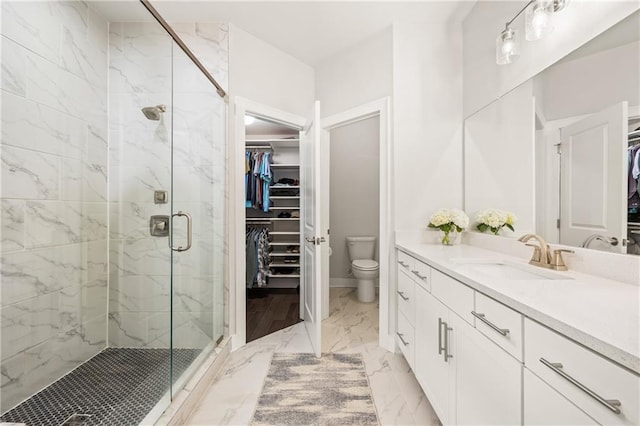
left=496, top=26, right=521, bottom=65
left=496, top=0, right=570, bottom=65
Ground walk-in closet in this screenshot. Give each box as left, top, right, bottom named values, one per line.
left=628, top=116, right=640, bottom=254
left=245, top=116, right=303, bottom=342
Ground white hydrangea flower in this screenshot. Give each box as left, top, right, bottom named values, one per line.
left=475, top=208, right=516, bottom=234
left=429, top=208, right=453, bottom=227
left=451, top=209, right=469, bottom=230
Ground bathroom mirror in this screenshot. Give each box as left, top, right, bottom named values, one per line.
left=464, top=10, right=640, bottom=255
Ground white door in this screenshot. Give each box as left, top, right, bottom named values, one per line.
left=301, top=101, right=323, bottom=357
left=560, top=102, right=628, bottom=252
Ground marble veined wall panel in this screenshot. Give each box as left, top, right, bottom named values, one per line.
left=0, top=0, right=108, bottom=414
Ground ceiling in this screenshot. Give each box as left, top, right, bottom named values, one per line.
left=90, top=1, right=475, bottom=66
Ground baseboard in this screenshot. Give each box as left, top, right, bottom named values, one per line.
left=330, top=278, right=357, bottom=288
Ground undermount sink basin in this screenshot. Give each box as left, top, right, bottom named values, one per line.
left=450, top=258, right=572, bottom=281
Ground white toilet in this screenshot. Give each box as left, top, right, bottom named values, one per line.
left=346, top=236, right=379, bottom=303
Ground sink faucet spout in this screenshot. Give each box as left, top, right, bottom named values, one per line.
left=518, top=233, right=551, bottom=266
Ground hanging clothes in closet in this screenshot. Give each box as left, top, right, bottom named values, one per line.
left=246, top=226, right=270, bottom=288
left=245, top=150, right=272, bottom=212
left=628, top=132, right=640, bottom=214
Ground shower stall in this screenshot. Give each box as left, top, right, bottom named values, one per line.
left=0, top=1, right=227, bottom=424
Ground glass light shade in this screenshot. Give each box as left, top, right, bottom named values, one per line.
left=526, top=0, right=554, bottom=41
left=496, top=27, right=520, bottom=65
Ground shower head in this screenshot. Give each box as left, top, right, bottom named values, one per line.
left=141, top=104, right=166, bottom=121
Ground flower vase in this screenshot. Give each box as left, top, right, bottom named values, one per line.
left=439, top=229, right=459, bottom=246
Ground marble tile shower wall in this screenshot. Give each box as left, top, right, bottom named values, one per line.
left=0, top=1, right=109, bottom=413
left=107, top=22, right=228, bottom=349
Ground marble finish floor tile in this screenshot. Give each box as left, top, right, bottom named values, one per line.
left=188, top=288, right=440, bottom=425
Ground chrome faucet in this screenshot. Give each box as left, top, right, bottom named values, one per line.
left=518, top=233, right=574, bottom=271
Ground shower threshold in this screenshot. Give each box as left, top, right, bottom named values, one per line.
left=0, top=348, right=200, bottom=426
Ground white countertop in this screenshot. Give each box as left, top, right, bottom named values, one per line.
left=395, top=239, right=640, bottom=374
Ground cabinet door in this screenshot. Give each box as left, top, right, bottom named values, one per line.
left=454, top=315, right=522, bottom=426
left=415, top=285, right=452, bottom=424
left=524, top=369, right=598, bottom=425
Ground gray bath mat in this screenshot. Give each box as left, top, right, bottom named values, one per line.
left=250, top=353, right=379, bottom=425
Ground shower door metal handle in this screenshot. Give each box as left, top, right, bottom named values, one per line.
left=170, top=211, right=192, bottom=252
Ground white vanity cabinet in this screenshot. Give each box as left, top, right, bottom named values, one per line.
left=524, top=319, right=639, bottom=426
left=414, top=284, right=453, bottom=424
left=453, top=313, right=522, bottom=426
left=524, top=368, right=598, bottom=425
left=398, top=249, right=523, bottom=425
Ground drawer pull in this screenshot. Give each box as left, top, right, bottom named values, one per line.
left=397, top=291, right=409, bottom=301
left=539, top=358, right=622, bottom=414
left=471, top=311, right=510, bottom=336
left=397, top=332, right=409, bottom=346
left=398, top=260, right=409, bottom=268
left=411, top=270, right=428, bottom=280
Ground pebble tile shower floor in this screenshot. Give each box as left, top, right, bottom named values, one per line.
left=0, top=348, right=200, bottom=426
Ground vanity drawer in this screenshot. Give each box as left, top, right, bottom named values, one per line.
left=397, top=310, right=415, bottom=369
left=397, top=271, right=415, bottom=325
left=409, top=259, right=431, bottom=291
left=431, top=269, right=475, bottom=325
left=474, top=292, right=523, bottom=361
left=397, top=250, right=414, bottom=276
left=525, top=318, right=639, bottom=426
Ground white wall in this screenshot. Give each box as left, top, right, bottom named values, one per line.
left=539, top=41, right=640, bottom=121
left=393, top=21, right=464, bottom=235
left=229, top=24, right=314, bottom=117
left=315, top=28, right=393, bottom=118
left=463, top=1, right=639, bottom=118
left=329, top=116, right=380, bottom=284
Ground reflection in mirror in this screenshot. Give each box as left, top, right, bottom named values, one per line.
left=464, top=10, right=640, bottom=255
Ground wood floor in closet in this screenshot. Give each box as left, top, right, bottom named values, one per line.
left=246, top=289, right=302, bottom=343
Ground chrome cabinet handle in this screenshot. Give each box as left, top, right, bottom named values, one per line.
left=443, top=321, right=453, bottom=362
left=170, top=211, right=192, bottom=252
left=472, top=311, right=510, bottom=336
left=397, top=332, right=409, bottom=346
left=398, top=260, right=409, bottom=268
left=305, top=236, right=316, bottom=243
left=438, top=318, right=444, bottom=355
left=397, top=291, right=409, bottom=301
left=411, top=270, right=427, bottom=280
left=540, top=358, right=622, bottom=414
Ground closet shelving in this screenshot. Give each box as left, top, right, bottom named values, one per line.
left=246, top=135, right=302, bottom=288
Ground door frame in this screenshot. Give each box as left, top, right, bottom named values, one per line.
left=320, top=97, right=394, bottom=352
left=230, top=96, right=305, bottom=350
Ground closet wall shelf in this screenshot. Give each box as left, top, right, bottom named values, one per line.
left=268, top=274, right=301, bottom=278
left=270, top=231, right=300, bottom=235
left=269, top=242, right=300, bottom=246
left=270, top=196, right=300, bottom=200
left=270, top=253, right=301, bottom=257
left=247, top=138, right=300, bottom=143
left=269, top=207, right=300, bottom=210
left=270, top=263, right=300, bottom=267
left=270, top=185, right=300, bottom=189
left=270, top=164, right=300, bottom=168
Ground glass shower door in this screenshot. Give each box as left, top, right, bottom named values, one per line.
left=169, top=41, right=225, bottom=392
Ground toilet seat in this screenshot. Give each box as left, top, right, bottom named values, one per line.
left=352, top=259, right=379, bottom=270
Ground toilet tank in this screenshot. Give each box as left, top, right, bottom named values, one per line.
left=346, top=236, right=376, bottom=260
